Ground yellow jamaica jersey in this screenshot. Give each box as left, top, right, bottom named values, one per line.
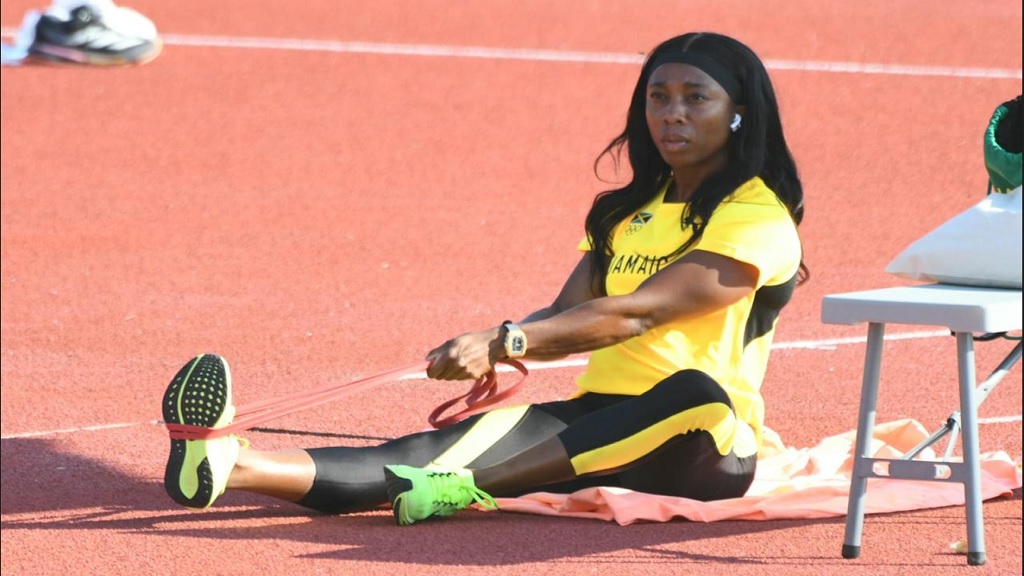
left=575, top=176, right=802, bottom=443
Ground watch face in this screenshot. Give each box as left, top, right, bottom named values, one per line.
left=510, top=336, right=526, bottom=355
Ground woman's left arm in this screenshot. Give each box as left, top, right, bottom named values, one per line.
left=426, top=249, right=757, bottom=380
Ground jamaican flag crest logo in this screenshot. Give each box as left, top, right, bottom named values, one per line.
left=626, top=212, right=653, bottom=236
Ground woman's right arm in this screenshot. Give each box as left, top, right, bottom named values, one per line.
left=514, top=252, right=600, bottom=360
left=423, top=252, right=600, bottom=380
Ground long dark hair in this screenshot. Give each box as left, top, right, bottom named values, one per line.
left=584, top=32, right=807, bottom=292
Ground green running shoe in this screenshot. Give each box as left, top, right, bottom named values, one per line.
left=383, top=464, right=498, bottom=526
left=162, top=354, right=241, bottom=509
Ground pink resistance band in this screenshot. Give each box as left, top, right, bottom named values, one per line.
left=164, top=359, right=529, bottom=440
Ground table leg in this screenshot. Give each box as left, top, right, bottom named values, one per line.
left=956, top=332, right=986, bottom=566
left=842, top=322, right=885, bottom=559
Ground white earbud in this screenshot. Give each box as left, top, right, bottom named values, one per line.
left=730, top=114, right=742, bottom=132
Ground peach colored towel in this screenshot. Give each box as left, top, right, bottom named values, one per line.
left=490, top=419, right=1023, bottom=524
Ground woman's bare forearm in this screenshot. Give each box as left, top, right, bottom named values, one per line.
left=511, top=305, right=571, bottom=361
left=518, top=296, right=645, bottom=359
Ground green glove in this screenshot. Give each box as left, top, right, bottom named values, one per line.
left=984, top=95, right=1022, bottom=194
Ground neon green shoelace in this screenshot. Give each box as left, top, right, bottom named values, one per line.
left=426, top=471, right=497, bottom=512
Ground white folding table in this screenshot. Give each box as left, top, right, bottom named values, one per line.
left=821, top=283, right=1022, bottom=566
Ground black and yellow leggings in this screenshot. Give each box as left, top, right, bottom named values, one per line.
left=297, top=369, right=757, bottom=514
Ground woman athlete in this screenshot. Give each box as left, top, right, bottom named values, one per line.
left=162, top=30, right=807, bottom=526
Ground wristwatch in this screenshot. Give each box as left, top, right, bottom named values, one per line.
left=502, top=321, right=528, bottom=358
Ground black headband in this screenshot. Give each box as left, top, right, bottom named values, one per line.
left=649, top=51, right=742, bottom=103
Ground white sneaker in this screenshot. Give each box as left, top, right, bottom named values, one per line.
left=29, top=1, right=161, bottom=65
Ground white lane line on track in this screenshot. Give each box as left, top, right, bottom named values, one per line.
left=3, top=330, right=1020, bottom=439
left=392, top=329, right=955, bottom=379
left=2, top=420, right=163, bottom=439
left=2, top=29, right=1021, bottom=79
left=4, top=415, right=1019, bottom=439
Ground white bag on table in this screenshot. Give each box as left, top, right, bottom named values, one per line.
left=886, top=186, right=1022, bottom=289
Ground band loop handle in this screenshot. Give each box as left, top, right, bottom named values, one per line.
left=427, top=359, right=528, bottom=428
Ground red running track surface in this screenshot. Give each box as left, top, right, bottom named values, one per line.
left=1, top=1, right=1021, bottom=575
